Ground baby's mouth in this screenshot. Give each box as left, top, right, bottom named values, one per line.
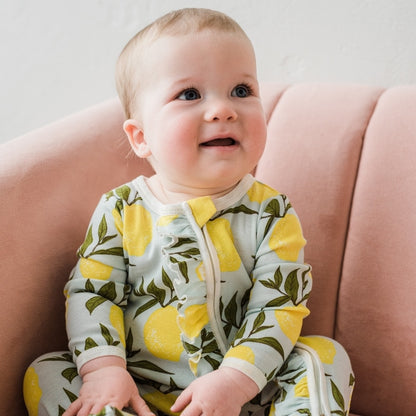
left=200, top=137, right=237, bottom=146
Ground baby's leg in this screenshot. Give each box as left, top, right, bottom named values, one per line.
left=24, top=351, right=81, bottom=416
left=23, top=354, right=151, bottom=416
left=271, top=336, right=355, bottom=416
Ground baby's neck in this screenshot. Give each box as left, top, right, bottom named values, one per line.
left=146, top=175, right=238, bottom=204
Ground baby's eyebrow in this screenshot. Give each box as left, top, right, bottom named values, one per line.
left=170, top=77, right=197, bottom=88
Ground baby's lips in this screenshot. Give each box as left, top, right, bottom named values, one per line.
left=200, top=137, right=237, bottom=146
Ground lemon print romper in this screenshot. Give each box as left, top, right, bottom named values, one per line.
left=24, top=174, right=355, bottom=416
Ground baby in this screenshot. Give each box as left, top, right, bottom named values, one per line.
left=24, top=8, right=354, bottom=416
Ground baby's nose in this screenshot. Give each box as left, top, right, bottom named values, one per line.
left=204, top=99, right=238, bottom=122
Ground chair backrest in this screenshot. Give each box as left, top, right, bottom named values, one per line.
left=0, top=99, right=153, bottom=414
left=1, top=85, right=415, bottom=415
left=257, top=84, right=416, bottom=416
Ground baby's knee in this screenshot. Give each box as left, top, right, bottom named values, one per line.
left=297, top=335, right=352, bottom=370
left=24, top=351, right=79, bottom=416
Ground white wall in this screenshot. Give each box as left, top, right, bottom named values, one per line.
left=1, top=0, right=415, bottom=143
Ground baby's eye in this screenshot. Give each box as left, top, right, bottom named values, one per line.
left=231, top=84, right=252, bottom=98
left=177, top=88, right=201, bottom=101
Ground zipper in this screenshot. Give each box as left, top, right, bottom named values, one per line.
left=294, top=341, right=332, bottom=416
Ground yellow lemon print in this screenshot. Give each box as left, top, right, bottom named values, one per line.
left=109, top=305, right=126, bottom=347
left=23, top=366, right=42, bottom=416
left=177, top=303, right=210, bottom=339
left=294, top=376, right=310, bottom=397
left=206, top=218, right=241, bottom=272
left=196, top=262, right=206, bottom=281
left=247, top=181, right=279, bottom=203
left=224, top=345, right=255, bottom=364
left=79, top=258, right=113, bottom=280
left=298, top=336, right=337, bottom=364
left=142, top=390, right=179, bottom=415
left=188, top=196, right=217, bottom=227
left=143, top=305, right=184, bottom=361
left=156, top=215, right=178, bottom=227
left=189, top=357, right=199, bottom=375
left=269, top=214, right=306, bottom=261
left=275, top=305, right=310, bottom=344
left=123, top=205, right=153, bottom=257
left=112, top=209, right=123, bottom=235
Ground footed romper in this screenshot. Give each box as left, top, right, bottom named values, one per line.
left=24, top=175, right=354, bottom=416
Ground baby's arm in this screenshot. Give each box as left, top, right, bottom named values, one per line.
left=65, top=191, right=154, bottom=415
left=170, top=367, right=258, bottom=416
left=63, top=356, right=154, bottom=416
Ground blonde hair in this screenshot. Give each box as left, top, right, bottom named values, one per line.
left=115, top=8, right=249, bottom=118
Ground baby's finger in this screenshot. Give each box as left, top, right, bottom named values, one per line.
left=63, top=398, right=82, bottom=416
left=170, top=388, right=192, bottom=412
left=176, top=402, right=202, bottom=416
left=130, top=395, right=155, bottom=416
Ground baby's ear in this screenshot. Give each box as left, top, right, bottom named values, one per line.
left=123, top=119, right=152, bottom=158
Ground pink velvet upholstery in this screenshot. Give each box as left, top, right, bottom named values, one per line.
left=1, top=84, right=415, bottom=416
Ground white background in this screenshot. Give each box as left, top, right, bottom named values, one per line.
left=1, top=0, right=415, bottom=143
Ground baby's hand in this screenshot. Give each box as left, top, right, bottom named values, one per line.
left=63, top=366, right=154, bottom=416
left=170, top=367, right=259, bottom=416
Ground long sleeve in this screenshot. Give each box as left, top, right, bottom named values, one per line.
left=65, top=191, right=131, bottom=371
left=220, top=184, right=312, bottom=389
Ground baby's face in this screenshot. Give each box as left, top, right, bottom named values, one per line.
left=127, top=30, right=267, bottom=197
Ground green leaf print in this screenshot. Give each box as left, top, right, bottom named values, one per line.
left=178, top=261, right=189, bottom=283
left=93, top=247, right=124, bottom=257
left=128, top=360, right=174, bottom=374
left=284, top=269, right=300, bottom=303
left=234, top=321, right=247, bottom=340
left=170, top=237, right=195, bottom=249
left=265, top=199, right=281, bottom=217
left=260, top=267, right=283, bottom=290
left=98, top=215, right=108, bottom=240
left=58, top=405, right=65, bottom=416
left=84, top=337, right=98, bottom=350
left=78, top=225, right=93, bottom=257
left=260, top=266, right=309, bottom=307
left=115, top=185, right=131, bottom=200
left=331, top=379, right=345, bottom=412
left=243, top=337, right=285, bottom=359
left=202, top=340, right=220, bottom=354
left=161, top=267, right=175, bottom=293
left=100, top=323, right=119, bottom=346
left=177, top=247, right=201, bottom=258
left=79, top=213, right=121, bottom=259
left=86, top=296, right=106, bottom=314
left=133, top=276, right=177, bottom=317
left=261, top=196, right=292, bottom=237
left=204, top=355, right=221, bottom=370
left=252, top=311, right=266, bottom=331
left=85, top=279, right=95, bottom=292
left=183, top=341, right=201, bottom=354
left=279, top=369, right=306, bottom=385
left=126, top=329, right=133, bottom=352
left=134, top=298, right=159, bottom=319
left=97, top=281, right=117, bottom=301
left=61, top=367, right=78, bottom=383
left=63, top=387, right=78, bottom=403
left=39, top=352, right=73, bottom=363
left=224, top=292, right=239, bottom=328
left=265, top=296, right=291, bottom=308
left=147, top=280, right=166, bottom=304
left=218, top=204, right=258, bottom=217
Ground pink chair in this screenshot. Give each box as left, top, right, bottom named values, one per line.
left=1, top=84, right=415, bottom=415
